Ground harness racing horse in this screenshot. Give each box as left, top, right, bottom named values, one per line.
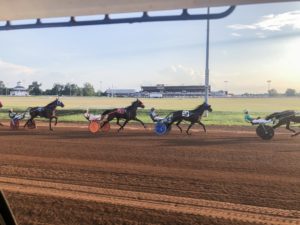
left=0, top=100, right=3, bottom=126
left=24, top=98, right=65, bottom=131
left=101, top=99, right=146, bottom=132
left=168, top=102, right=212, bottom=135
left=266, top=110, right=300, bottom=137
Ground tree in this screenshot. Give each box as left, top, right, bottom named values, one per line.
left=62, top=83, right=82, bottom=96
left=285, top=88, right=296, bottom=97
left=28, top=81, right=42, bottom=95
left=82, top=83, right=95, bottom=96
left=49, top=83, right=64, bottom=96
left=0, top=81, right=6, bottom=95
left=268, top=88, right=278, bottom=97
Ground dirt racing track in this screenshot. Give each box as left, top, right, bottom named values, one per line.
left=0, top=123, right=300, bottom=225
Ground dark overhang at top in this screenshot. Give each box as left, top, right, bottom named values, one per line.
left=0, top=0, right=298, bottom=31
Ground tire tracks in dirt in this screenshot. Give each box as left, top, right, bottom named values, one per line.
left=1, top=176, right=299, bottom=225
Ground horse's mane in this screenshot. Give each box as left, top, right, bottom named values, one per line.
left=46, top=99, right=57, bottom=107
left=192, top=103, right=206, bottom=111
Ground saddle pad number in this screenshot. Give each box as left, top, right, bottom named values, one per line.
left=182, top=111, right=190, bottom=117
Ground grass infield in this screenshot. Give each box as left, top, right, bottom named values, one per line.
left=0, top=96, right=299, bottom=125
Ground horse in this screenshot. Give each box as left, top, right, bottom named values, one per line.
left=266, top=110, right=300, bottom=137
left=101, top=99, right=146, bottom=132
left=0, top=100, right=3, bottom=126
left=168, top=102, right=212, bottom=135
left=24, top=98, right=65, bottom=131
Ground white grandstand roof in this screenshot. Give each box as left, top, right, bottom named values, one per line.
left=0, top=0, right=298, bottom=21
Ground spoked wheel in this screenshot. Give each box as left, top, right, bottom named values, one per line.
left=155, top=122, right=168, bottom=135
left=100, top=122, right=110, bottom=132
left=10, top=120, right=19, bottom=130
left=88, top=121, right=100, bottom=134
left=256, top=124, right=274, bottom=140
left=27, top=120, right=36, bottom=129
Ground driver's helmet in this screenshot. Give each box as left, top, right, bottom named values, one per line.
left=243, top=109, right=248, bottom=114
left=150, top=107, right=155, bottom=111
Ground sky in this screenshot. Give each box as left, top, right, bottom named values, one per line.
left=0, top=1, right=299, bottom=94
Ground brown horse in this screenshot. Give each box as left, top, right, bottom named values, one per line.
left=101, top=99, right=146, bottom=132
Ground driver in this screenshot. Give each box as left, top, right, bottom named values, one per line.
left=149, top=108, right=163, bottom=122
left=84, top=109, right=108, bottom=122
left=244, top=110, right=272, bottom=124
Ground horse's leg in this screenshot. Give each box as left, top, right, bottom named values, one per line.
left=100, top=121, right=109, bottom=128
left=292, top=132, right=300, bottom=137
left=133, top=118, right=146, bottom=129
left=54, top=116, right=58, bottom=126
left=24, top=118, right=31, bottom=128
left=197, top=120, right=206, bottom=132
left=118, top=120, right=128, bottom=132
left=116, top=118, right=122, bottom=128
left=175, top=120, right=183, bottom=133
left=273, top=121, right=284, bottom=129
left=186, top=122, right=195, bottom=135
left=286, top=121, right=296, bottom=133
left=49, top=117, right=53, bottom=131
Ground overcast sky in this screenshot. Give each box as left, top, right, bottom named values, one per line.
left=0, top=1, right=299, bottom=94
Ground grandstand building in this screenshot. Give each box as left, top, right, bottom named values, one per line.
left=105, top=89, right=137, bottom=97
left=140, top=84, right=210, bottom=98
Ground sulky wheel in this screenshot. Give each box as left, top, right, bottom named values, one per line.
left=88, top=121, right=100, bottom=134
left=155, top=122, right=168, bottom=135
left=27, top=120, right=36, bottom=129
left=100, top=122, right=111, bottom=132
left=10, top=120, right=19, bottom=130
left=256, top=124, right=274, bottom=140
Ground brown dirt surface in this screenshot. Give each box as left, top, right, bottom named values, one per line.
left=0, top=123, right=300, bottom=225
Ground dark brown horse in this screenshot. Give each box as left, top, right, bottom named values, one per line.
left=266, top=110, right=300, bottom=137
left=0, top=100, right=3, bottom=126
left=168, top=102, right=212, bottom=135
left=101, top=99, right=145, bottom=132
left=24, top=98, right=64, bottom=131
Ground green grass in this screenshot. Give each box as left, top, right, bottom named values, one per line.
left=0, top=96, right=299, bottom=125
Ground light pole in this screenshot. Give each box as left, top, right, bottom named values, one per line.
left=99, top=81, right=102, bottom=96
left=204, top=7, right=210, bottom=104
left=267, top=80, right=271, bottom=93
left=224, top=80, right=228, bottom=94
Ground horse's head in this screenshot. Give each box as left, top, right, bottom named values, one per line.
left=133, top=99, right=145, bottom=108
left=0, top=101, right=3, bottom=108
left=55, top=98, right=65, bottom=108
left=203, top=102, right=213, bottom=112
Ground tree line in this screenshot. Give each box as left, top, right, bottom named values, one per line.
left=0, top=81, right=101, bottom=96
left=268, top=88, right=299, bottom=97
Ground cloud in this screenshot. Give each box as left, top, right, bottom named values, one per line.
left=157, top=65, right=202, bottom=85
left=231, top=32, right=242, bottom=37
left=0, top=59, right=39, bottom=87
left=0, top=59, right=36, bottom=76
left=228, top=10, right=300, bottom=32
